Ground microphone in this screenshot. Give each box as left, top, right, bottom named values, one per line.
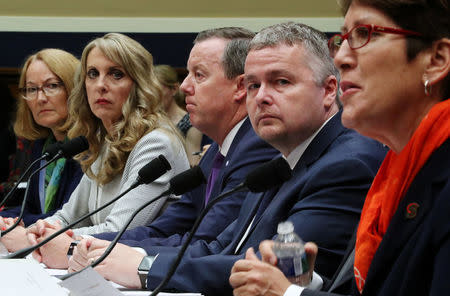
left=60, top=166, right=206, bottom=281
left=2, top=155, right=171, bottom=259
left=57, top=136, right=89, bottom=159
left=1, top=137, right=90, bottom=236
left=0, top=141, right=62, bottom=209
left=43, top=142, right=63, bottom=160
left=137, top=155, right=172, bottom=185
left=0, top=136, right=87, bottom=209
left=169, top=165, right=206, bottom=195
left=240, top=157, right=292, bottom=193
left=150, top=157, right=292, bottom=295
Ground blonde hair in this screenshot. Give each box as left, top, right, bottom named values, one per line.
left=14, top=48, right=79, bottom=140
left=66, top=33, right=179, bottom=185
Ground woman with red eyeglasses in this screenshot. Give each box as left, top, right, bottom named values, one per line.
left=229, top=0, right=450, bottom=295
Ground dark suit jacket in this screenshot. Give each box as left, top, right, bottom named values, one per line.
left=1, top=138, right=83, bottom=226
left=303, top=138, right=450, bottom=296
left=145, top=113, right=387, bottom=295
left=94, top=118, right=280, bottom=249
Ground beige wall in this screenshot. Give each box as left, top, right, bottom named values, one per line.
left=1, top=0, right=342, bottom=17
left=0, top=0, right=343, bottom=33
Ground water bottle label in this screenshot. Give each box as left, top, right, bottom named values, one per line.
left=277, top=254, right=308, bottom=277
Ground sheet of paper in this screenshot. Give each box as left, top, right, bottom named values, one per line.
left=0, top=258, right=69, bottom=295
left=60, top=266, right=123, bottom=296
left=48, top=266, right=203, bottom=296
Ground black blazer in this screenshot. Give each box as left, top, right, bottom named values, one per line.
left=146, top=113, right=387, bottom=295
left=304, top=138, right=450, bottom=296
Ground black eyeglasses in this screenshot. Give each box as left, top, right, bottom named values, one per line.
left=328, top=24, right=422, bottom=57
left=20, top=81, right=65, bottom=101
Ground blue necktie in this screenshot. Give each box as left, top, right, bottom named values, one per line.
left=204, top=152, right=225, bottom=205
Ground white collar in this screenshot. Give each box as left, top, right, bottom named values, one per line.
left=284, top=113, right=336, bottom=169
left=219, top=117, right=246, bottom=157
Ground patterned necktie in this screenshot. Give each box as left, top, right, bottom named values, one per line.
left=204, top=152, right=225, bottom=206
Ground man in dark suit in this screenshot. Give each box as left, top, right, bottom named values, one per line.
left=67, top=27, right=278, bottom=266
left=71, top=23, right=386, bottom=294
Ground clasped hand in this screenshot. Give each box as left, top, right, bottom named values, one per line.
left=68, top=238, right=144, bottom=289
left=0, top=216, right=28, bottom=252
left=25, top=219, right=75, bottom=269
left=229, top=240, right=318, bottom=296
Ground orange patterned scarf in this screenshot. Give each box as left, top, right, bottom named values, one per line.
left=354, top=99, right=450, bottom=293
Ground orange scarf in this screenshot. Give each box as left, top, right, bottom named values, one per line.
left=354, top=99, right=450, bottom=293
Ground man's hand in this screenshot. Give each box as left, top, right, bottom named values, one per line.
left=259, top=240, right=318, bottom=286
left=69, top=238, right=144, bottom=289
left=230, top=247, right=292, bottom=296
left=68, top=238, right=99, bottom=272
left=229, top=240, right=319, bottom=296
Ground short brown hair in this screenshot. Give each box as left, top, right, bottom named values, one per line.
left=194, top=27, right=255, bottom=79
left=194, top=27, right=255, bottom=44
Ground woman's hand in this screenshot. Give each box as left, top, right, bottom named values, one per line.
left=0, top=217, right=30, bottom=252
left=26, top=220, right=74, bottom=269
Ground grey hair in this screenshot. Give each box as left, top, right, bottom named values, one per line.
left=222, top=38, right=252, bottom=79
left=249, top=22, right=340, bottom=87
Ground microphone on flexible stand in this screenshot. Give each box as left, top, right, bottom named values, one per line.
left=3, top=154, right=171, bottom=259
left=60, top=165, right=206, bottom=281
left=149, top=157, right=292, bottom=295
left=0, top=141, right=62, bottom=209
left=1, top=137, right=89, bottom=236
left=55, top=136, right=89, bottom=160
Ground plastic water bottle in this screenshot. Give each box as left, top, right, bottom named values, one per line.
left=272, top=221, right=308, bottom=284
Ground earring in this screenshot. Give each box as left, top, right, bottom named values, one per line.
left=424, top=80, right=432, bottom=96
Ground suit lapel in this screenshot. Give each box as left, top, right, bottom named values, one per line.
left=250, top=111, right=346, bottom=232
left=228, top=191, right=265, bottom=253
left=224, top=118, right=251, bottom=163
left=208, top=118, right=251, bottom=203
left=300, top=111, right=346, bottom=167
left=237, top=113, right=347, bottom=252
left=199, top=143, right=219, bottom=177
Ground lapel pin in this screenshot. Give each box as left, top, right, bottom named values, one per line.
left=405, top=202, right=419, bottom=219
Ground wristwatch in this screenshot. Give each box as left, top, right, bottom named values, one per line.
left=138, top=255, right=156, bottom=289
left=67, top=240, right=80, bottom=259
